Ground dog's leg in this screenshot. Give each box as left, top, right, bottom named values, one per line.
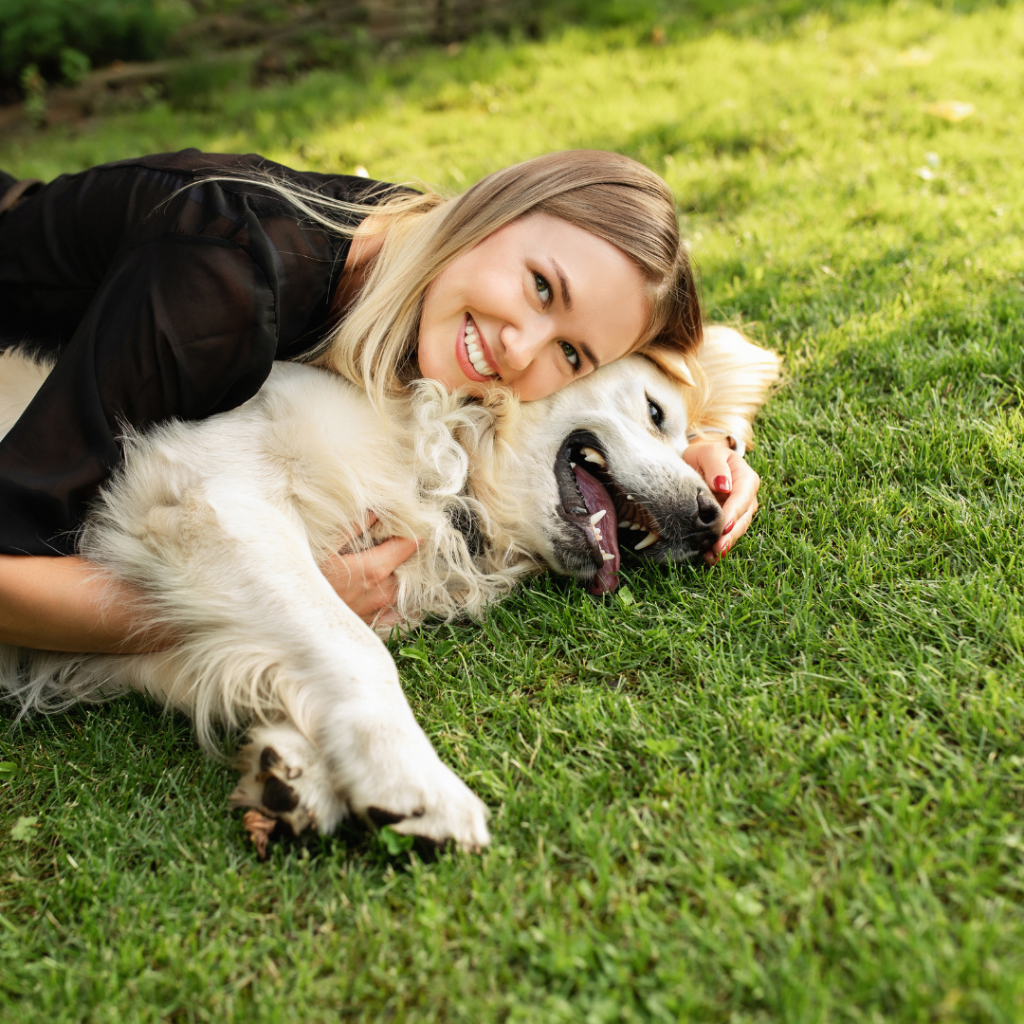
left=103, top=494, right=490, bottom=852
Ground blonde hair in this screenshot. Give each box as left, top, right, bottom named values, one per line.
left=209, top=151, right=702, bottom=407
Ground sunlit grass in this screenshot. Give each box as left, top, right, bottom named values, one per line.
left=2, top=2, right=1024, bottom=1020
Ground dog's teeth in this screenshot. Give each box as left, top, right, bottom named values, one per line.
left=602, top=552, right=615, bottom=561
left=618, top=520, right=630, bottom=529
left=626, top=494, right=635, bottom=501
left=634, top=531, right=659, bottom=551
left=594, top=528, right=603, bottom=541
left=590, top=510, right=607, bottom=525
left=569, top=461, right=577, bottom=469
left=581, top=447, right=607, bottom=468
left=629, top=523, right=641, bottom=531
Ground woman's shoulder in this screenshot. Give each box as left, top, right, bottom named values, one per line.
left=112, top=149, right=398, bottom=204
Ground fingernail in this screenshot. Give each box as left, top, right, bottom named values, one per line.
left=714, top=476, right=731, bottom=492
left=723, top=521, right=734, bottom=535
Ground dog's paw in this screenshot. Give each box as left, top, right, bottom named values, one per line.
left=230, top=725, right=346, bottom=836
left=340, top=731, right=491, bottom=853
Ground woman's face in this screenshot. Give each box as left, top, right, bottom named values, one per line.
left=417, top=212, right=649, bottom=402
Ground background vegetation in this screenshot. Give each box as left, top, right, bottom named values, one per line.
left=1, top=0, right=1023, bottom=1020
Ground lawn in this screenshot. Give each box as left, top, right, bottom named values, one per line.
left=1, top=1, right=1023, bottom=1020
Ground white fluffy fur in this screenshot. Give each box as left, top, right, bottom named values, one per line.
left=0, top=328, right=778, bottom=851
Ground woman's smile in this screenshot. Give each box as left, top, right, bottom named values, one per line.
left=417, top=211, right=649, bottom=402
left=456, top=314, right=501, bottom=381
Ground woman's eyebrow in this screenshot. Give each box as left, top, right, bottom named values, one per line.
left=549, top=259, right=573, bottom=311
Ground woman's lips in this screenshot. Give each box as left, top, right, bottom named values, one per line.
left=455, top=314, right=500, bottom=382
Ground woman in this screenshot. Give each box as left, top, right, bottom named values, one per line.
left=0, top=148, right=760, bottom=653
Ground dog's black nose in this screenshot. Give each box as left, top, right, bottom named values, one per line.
left=695, top=490, right=720, bottom=526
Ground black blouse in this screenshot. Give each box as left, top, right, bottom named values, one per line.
left=0, top=150, right=397, bottom=555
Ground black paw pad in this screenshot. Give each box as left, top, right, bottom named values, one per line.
left=262, top=774, right=299, bottom=813
left=412, top=835, right=451, bottom=863
left=259, top=746, right=282, bottom=773
left=367, top=806, right=405, bottom=828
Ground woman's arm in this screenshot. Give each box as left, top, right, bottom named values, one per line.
left=0, top=555, right=172, bottom=653
left=0, top=525, right=420, bottom=653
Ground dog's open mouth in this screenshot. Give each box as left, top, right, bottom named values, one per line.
left=555, top=431, right=662, bottom=596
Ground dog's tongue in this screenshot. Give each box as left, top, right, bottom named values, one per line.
left=573, top=465, right=620, bottom=595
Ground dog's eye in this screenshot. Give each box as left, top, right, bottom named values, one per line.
left=647, top=397, right=665, bottom=429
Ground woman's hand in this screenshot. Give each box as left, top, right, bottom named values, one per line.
left=319, top=514, right=420, bottom=626
left=682, top=439, right=761, bottom=565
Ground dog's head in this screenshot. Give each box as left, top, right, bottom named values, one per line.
left=491, top=354, right=723, bottom=594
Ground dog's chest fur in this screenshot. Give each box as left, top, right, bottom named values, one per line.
left=84, top=362, right=529, bottom=632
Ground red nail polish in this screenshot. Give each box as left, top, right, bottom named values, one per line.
left=714, top=476, right=730, bottom=492
left=723, top=521, right=734, bottom=535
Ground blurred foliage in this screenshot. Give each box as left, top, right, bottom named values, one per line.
left=0, top=0, right=836, bottom=95
left=0, top=0, right=193, bottom=89
left=0, top=0, right=1011, bottom=101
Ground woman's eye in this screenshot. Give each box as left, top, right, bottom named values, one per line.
left=534, top=273, right=552, bottom=304
left=560, top=340, right=580, bottom=369
left=647, top=397, right=665, bottom=428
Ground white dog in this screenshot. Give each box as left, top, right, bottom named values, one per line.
left=0, top=328, right=779, bottom=853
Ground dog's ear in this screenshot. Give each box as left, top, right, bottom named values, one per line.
left=685, top=326, right=781, bottom=449
left=698, top=326, right=781, bottom=403
left=642, top=345, right=697, bottom=388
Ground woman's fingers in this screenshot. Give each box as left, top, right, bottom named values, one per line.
left=320, top=533, right=420, bottom=624
left=682, top=438, right=734, bottom=496
left=706, top=453, right=761, bottom=564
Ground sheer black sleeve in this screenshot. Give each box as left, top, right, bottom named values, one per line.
left=0, top=150, right=382, bottom=555
left=0, top=235, right=277, bottom=554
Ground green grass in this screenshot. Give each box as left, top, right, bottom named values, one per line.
left=2, top=1, right=1024, bottom=1020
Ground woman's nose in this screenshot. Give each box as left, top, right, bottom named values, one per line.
left=500, top=319, right=550, bottom=371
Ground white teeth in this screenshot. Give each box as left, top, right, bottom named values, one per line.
left=629, top=523, right=641, bottom=531
left=618, top=520, right=630, bottom=529
left=634, top=531, right=659, bottom=551
left=464, top=319, right=498, bottom=376
left=590, top=510, right=607, bottom=525
left=602, top=552, right=615, bottom=561
left=570, top=461, right=577, bottom=469
left=581, top=447, right=607, bottom=468
left=469, top=353, right=497, bottom=376
left=626, top=494, right=636, bottom=501
left=593, top=528, right=603, bottom=541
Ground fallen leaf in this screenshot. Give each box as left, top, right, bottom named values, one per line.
left=379, top=826, right=415, bottom=857
left=242, top=809, right=277, bottom=860
left=11, top=816, right=38, bottom=842
left=399, top=645, right=428, bottom=663
left=928, top=100, right=975, bottom=122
